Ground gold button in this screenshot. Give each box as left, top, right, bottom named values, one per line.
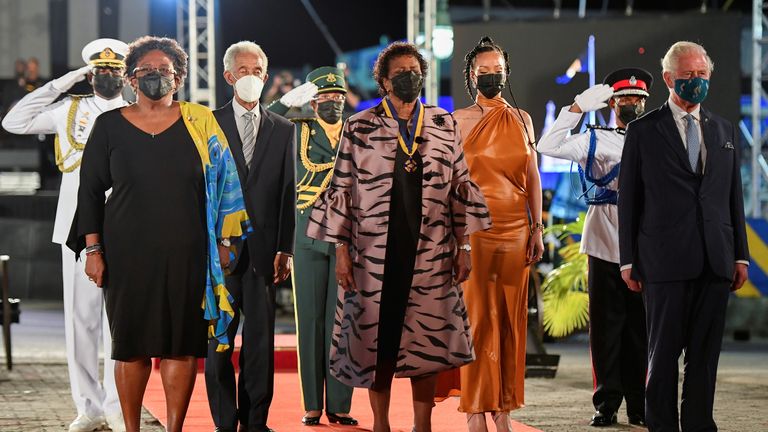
left=331, top=156, right=335, bottom=160
left=300, top=210, right=304, bottom=215
left=308, top=145, right=312, bottom=150
left=310, top=130, right=316, bottom=135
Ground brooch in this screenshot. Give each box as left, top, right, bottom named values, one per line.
left=432, top=114, right=446, bottom=128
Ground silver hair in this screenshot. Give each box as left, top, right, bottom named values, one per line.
left=223, top=41, right=268, bottom=73
left=661, top=41, right=714, bottom=73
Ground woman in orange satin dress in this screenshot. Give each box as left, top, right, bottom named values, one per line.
left=453, top=37, right=544, bottom=432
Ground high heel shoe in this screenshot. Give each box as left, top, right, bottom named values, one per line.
left=302, top=411, right=321, bottom=426
left=327, top=412, right=359, bottom=426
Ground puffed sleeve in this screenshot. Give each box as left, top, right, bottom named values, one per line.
left=66, top=115, right=112, bottom=254
left=306, top=119, right=355, bottom=245
left=449, top=117, right=491, bottom=239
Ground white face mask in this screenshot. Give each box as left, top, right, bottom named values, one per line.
left=234, top=75, right=264, bottom=103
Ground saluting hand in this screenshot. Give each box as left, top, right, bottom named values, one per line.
left=51, top=65, right=92, bottom=92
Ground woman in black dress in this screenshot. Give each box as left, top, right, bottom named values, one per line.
left=70, top=36, right=248, bottom=432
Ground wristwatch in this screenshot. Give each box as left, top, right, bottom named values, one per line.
left=458, top=243, right=472, bottom=252
left=218, top=238, right=231, bottom=247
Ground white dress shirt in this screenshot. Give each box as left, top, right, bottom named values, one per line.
left=1, top=81, right=127, bottom=244
left=537, top=107, right=624, bottom=264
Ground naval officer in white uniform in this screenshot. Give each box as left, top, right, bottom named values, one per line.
left=2, top=38, right=129, bottom=432
left=536, top=68, right=653, bottom=428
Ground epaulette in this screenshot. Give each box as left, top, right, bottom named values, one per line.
left=67, top=93, right=94, bottom=99
left=586, top=124, right=626, bottom=135
left=290, top=117, right=317, bottom=124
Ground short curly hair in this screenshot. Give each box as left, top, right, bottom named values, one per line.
left=125, top=36, right=188, bottom=85
left=372, top=42, right=428, bottom=97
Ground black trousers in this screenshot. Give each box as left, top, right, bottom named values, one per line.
left=205, top=247, right=276, bottom=432
left=643, top=267, right=730, bottom=432
left=588, top=256, right=647, bottom=416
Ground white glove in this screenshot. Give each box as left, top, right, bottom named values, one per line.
left=51, top=65, right=92, bottom=93
left=573, top=84, right=614, bottom=112
left=279, top=82, right=318, bottom=108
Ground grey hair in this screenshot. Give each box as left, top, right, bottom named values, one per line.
left=661, top=41, right=714, bottom=73
left=223, top=41, right=268, bottom=73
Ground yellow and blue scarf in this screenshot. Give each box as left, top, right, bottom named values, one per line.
left=180, top=102, right=250, bottom=352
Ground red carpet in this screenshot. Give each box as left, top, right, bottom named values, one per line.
left=143, top=334, right=542, bottom=432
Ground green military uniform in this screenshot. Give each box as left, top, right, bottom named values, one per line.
left=270, top=67, right=353, bottom=413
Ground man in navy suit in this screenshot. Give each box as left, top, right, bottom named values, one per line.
left=618, top=41, right=749, bottom=432
left=205, top=41, right=296, bottom=432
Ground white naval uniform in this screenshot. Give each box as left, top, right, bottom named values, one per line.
left=1, top=81, right=126, bottom=419
left=536, top=107, right=624, bottom=263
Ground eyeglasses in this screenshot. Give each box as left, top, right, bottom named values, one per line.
left=315, top=94, right=346, bottom=103
left=132, top=66, right=176, bottom=77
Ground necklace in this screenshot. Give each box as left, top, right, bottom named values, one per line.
left=381, top=98, right=424, bottom=173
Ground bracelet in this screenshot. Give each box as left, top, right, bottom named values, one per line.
left=85, top=243, right=103, bottom=255
left=530, top=222, right=544, bottom=234
left=335, top=242, right=346, bottom=249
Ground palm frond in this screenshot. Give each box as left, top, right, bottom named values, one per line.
left=540, top=212, right=590, bottom=338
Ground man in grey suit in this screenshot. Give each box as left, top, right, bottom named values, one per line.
left=205, top=41, right=296, bottom=432
left=618, top=41, right=749, bottom=432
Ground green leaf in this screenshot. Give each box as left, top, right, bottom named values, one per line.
left=540, top=212, right=590, bottom=338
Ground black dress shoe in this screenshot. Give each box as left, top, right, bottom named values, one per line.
left=590, top=411, right=617, bottom=427
left=627, top=413, right=646, bottom=426
left=327, top=413, right=359, bottom=426
left=302, top=413, right=321, bottom=426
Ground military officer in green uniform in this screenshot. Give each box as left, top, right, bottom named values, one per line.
left=269, top=67, right=358, bottom=427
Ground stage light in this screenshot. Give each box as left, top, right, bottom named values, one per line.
left=433, top=27, right=454, bottom=60
left=432, top=0, right=453, bottom=60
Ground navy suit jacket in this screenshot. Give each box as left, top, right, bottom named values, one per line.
left=618, top=102, right=749, bottom=283
left=214, top=101, right=296, bottom=277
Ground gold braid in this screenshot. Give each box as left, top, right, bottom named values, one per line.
left=54, top=97, right=85, bottom=173
left=296, top=121, right=335, bottom=211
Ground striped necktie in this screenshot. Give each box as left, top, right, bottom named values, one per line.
left=685, top=113, right=700, bottom=173
left=242, top=111, right=256, bottom=168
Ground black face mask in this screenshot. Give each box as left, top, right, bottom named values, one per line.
left=93, top=74, right=124, bottom=99
left=389, top=71, right=423, bottom=103
left=476, top=73, right=506, bottom=99
left=137, top=72, right=174, bottom=101
left=617, top=103, right=645, bottom=125
left=317, top=100, right=344, bottom=124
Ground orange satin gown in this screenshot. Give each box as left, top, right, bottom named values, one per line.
left=459, top=97, right=531, bottom=413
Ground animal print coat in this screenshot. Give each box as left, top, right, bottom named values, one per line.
left=306, top=101, right=492, bottom=388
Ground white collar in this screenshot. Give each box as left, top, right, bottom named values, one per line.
left=668, top=96, right=700, bottom=122
left=232, top=98, right=260, bottom=118
left=93, top=94, right=125, bottom=111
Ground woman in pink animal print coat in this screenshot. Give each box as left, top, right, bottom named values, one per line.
left=307, top=42, right=491, bottom=432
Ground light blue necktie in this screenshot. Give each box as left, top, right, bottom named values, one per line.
left=685, top=114, right=700, bottom=172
